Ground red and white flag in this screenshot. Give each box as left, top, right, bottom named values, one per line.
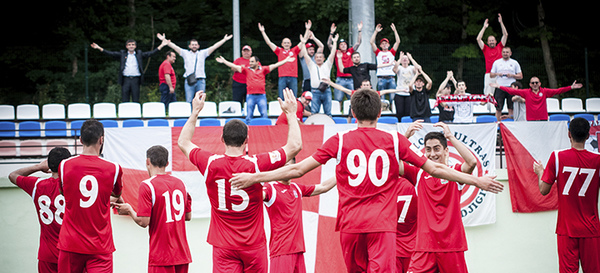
left=499, top=121, right=570, bottom=213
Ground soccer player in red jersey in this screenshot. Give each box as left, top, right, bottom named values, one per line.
left=263, top=160, right=337, bottom=273
left=57, top=119, right=124, bottom=273
left=534, top=117, right=600, bottom=273
left=401, top=122, right=498, bottom=273
left=9, top=147, right=72, bottom=273
left=112, top=145, right=192, bottom=273
left=177, top=88, right=302, bottom=273
left=231, top=89, right=502, bottom=272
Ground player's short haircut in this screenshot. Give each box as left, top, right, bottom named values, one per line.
left=351, top=89, right=381, bottom=121
left=165, top=50, right=175, bottom=59
left=223, top=119, right=248, bottom=147
left=511, top=81, right=523, bottom=88
left=351, top=51, right=360, bottom=57
left=80, top=119, right=104, bottom=146
left=251, top=56, right=260, bottom=63
left=125, top=39, right=136, bottom=45
left=569, top=117, right=590, bottom=143
left=424, top=131, right=448, bottom=149
left=146, top=145, right=169, bottom=168
left=47, top=147, right=71, bottom=173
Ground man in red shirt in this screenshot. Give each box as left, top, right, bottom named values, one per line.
left=159, top=50, right=177, bottom=108
left=231, top=45, right=253, bottom=105
left=231, top=90, right=503, bottom=272
left=275, top=91, right=312, bottom=125
left=58, top=119, right=124, bottom=273
left=477, top=13, right=508, bottom=96
left=490, top=77, right=582, bottom=121
left=534, top=117, right=600, bottom=273
left=327, top=22, right=363, bottom=102
left=112, top=145, right=192, bottom=273
left=9, top=147, right=72, bottom=273
left=177, top=88, right=302, bottom=273
left=216, top=55, right=295, bottom=124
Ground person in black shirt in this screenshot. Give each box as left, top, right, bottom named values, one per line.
left=409, top=68, right=433, bottom=122
left=337, top=51, right=378, bottom=90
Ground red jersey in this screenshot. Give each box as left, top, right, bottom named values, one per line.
left=482, top=42, right=504, bottom=73
left=232, top=57, right=251, bottom=83
left=542, top=148, right=600, bottom=237
left=402, top=163, right=468, bottom=252
left=273, top=46, right=301, bottom=77
left=311, top=127, right=427, bottom=233
left=396, top=177, right=417, bottom=258
left=500, top=86, right=572, bottom=121
left=58, top=155, right=123, bottom=254
left=336, top=48, right=355, bottom=78
left=158, top=60, right=176, bottom=89
left=137, top=174, right=192, bottom=266
left=16, top=176, right=63, bottom=263
left=241, top=66, right=271, bottom=95
left=189, top=147, right=287, bottom=250
left=263, top=181, right=315, bottom=257
left=275, top=100, right=304, bottom=125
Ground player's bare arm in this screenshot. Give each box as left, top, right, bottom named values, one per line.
left=435, top=122, right=477, bottom=174
left=421, top=160, right=503, bottom=193
left=533, top=160, right=552, bottom=196
left=279, top=88, right=303, bottom=161
left=311, top=177, right=337, bottom=196
left=111, top=202, right=150, bottom=228
left=8, top=159, right=50, bottom=185
left=231, top=156, right=321, bottom=190
left=177, top=91, right=206, bottom=158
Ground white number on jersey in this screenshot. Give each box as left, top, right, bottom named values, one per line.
left=38, top=195, right=65, bottom=225
left=397, top=195, right=413, bottom=223
left=163, top=190, right=185, bottom=223
left=346, top=149, right=390, bottom=187
left=79, top=175, right=99, bottom=208
left=216, top=179, right=249, bottom=212
left=562, top=167, right=596, bottom=197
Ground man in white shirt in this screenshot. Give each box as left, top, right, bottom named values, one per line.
left=490, top=46, right=522, bottom=120
left=300, top=32, right=338, bottom=116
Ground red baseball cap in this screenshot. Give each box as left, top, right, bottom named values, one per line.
left=242, top=45, right=252, bottom=51
left=302, top=91, right=313, bottom=100
left=306, top=43, right=315, bottom=48
left=380, top=38, right=389, bottom=44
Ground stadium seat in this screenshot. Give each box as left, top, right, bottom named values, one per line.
left=42, top=104, right=66, bottom=120
left=0, top=121, right=16, bottom=137
left=16, top=104, right=40, bottom=120
left=430, top=115, right=439, bottom=123
left=122, top=119, right=144, bottom=128
left=561, top=98, right=584, bottom=113
left=19, top=140, right=43, bottom=156
left=147, top=119, right=169, bottom=127
left=268, top=101, right=282, bottom=117
left=18, top=121, right=41, bottom=137
left=343, top=100, right=351, bottom=115
left=401, top=116, right=412, bottom=123
left=100, top=119, right=119, bottom=128
left=586, top=98, right=600, bottom=113
left=473, top=104, right=492, bottom=114
left=44, top=120, right=68, bottom=137
left=168, top=102, right=192, bottom=118
left=244, top=102, right=261, bottom=117
left=46, top=139, right=72, bottom=155
left=199, top=101, right=218, bottom=117
left=333, top=117, right=348, bottom=124
left=546, top=98, right=562, bottom=114
left=118, top=102, right=142, bottom=118
left=573, top=113, right=594, bottom=122
left=219, top=101, right=243, bottom=117
left=378, top=116, right=398, bottom=124
left=475, top=115, right=497, bottom=123
left=430, top=99, right=439, bottom=114
left=172, top=118, right=188, bottom=127
left=225, top=118, right=246, bottom=125
left=331, top=101, right=342, bottom=115
left=67, top=103, right=91, bottom=119
left=0, top=140, right=17, bottom=156
left=93, top=103, right=117, bottom=119
left=249, top=118, right=272, bottom=126
left=0, top=105, right=15, bottom=120
left=549, top=114, right=571, bottom=121
left=70, top=120, right=85, bottom=136
left=199, top=118, right=221, bottom=126
left=142, top=102, right=166, bottom=118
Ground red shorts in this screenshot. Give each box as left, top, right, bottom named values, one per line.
left=407, top=251, right=468, bottom=273
left=270, top=253, right=306, bottom=273
left=58, top=250, right=112, bottom=273
left=38, top=260, right=58, bottom=273
left=396, top=256, right=411, bottom=273
left=212, top=245, right=267, bottom=273
left=148, top=264, right=189, bottom=273
left=557, top=235, right=600, bottom=273
left=340, top=232, right=396, bottom=273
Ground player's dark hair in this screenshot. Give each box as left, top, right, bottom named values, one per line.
left=569, top=117, right=590, bottom=143
left=223, top=119, right=248, bottom=147
left=125, top=39, right=136, bottom=46
left=165, top=50, right=175, bottom=59
left=47, top=147, right=71, bottom=173
left=146, top=145, right=169, bottom=168
left=351, top=89, right=381, bottom=121
left=251, top=56, right=260, bottom=63
left=351, top=51, right=360, bottom=57
left=80, top=119, right=104, bottom=146
left=511, top=81, right=523, bottom=88
left=424, top=131, right=448, bottom=149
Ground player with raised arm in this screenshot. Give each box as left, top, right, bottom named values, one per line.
left=534, top=117, right=600, bottom=273
left=230, top=89, right=502, bottom=272
left=8, top=147, right=71, bottom=273
left=112, top=145, right=192, bottom=273
left=177, top=88, right=302, bottom=273
left=57, top=119, right=124, bottom=273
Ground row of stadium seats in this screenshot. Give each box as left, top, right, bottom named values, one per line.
left=2, top=97, right=598, bottom=121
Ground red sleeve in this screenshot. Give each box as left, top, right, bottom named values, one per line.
left=499, top=86, right=527, bottom=96
left=311, top=134, right=340, bottom=165
left=16, top=176, right=40, bottom=196
left=189, top=148, right=214, bottom=174
left=541, top=151, right=557, bottom=185
left=185, top=193, right=192, bottom=213
left=262, top=66, right=271, bottom=75
left=397, top=133, right=428, bottom=168
left=292, top=46, right=301, bottom=55
left=255, top=147, right=287, bottom=172
left=112, top=166, right=124, bottom=197
left=543, top=87, right=572, bottom=97
left=296, top=183, right=316, bottom=197
left=263, top=184, right=273, bottom=202
left=401, top=162, right=419, bottom=186
left=390, top=49, right=397, bottom=56
left=137, top=182, right=153, bottom=217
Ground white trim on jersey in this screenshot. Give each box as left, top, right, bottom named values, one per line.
left=96, top=156, right=121, bottom=186
left=142, top=176, right=157, bottom=206
left=204, top=154, right=225, bottom=177
left=30, top=177, right=44, bottom=201
left=264, top=182, right=277, bottom=207
left=242, top=154, right=261, bottom=173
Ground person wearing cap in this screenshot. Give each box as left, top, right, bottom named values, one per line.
left=259, top=20, right=312, bottom=100
left=231, top=45, right=253, bottom=106
left=275, top=91, right=313, bottom=125
left=299, top=32, right=324, bottom=92
left=327, top=22, right=363, bottom=104
left=370, top=23, right=400, bottom=102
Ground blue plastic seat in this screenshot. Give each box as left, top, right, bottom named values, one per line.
left=400, top=116, right=413, bottom=123
left=548, top=114, right=571, bottom=121
left=45, top=121, right=68, bottom=137
left=173, top=118, right=188, bottom=127
left=19, top=121, right=41, bottom=137
left=573, top=113, right=594, bottom=122
left=430, top=115, right=439, bottom=123
left=225, top=118, right=246, bottom=125
left=0, top=121, right=16, bottom=137
left=70, top=120, right=85, bottom=136
left=475, top=115, right=497, bottom=123
left=147, top=119, right=169, bottom=127
left=333, top=117, right=348, bottom=124
left=199, top=118, right=221, bottom=126
left=249, top=118, right=272, bottom=126
left=100, top=119, right=119, bottom=128
left=122, top=119, right=144, bottom=128
left=378, top=116, right=398, bottom=124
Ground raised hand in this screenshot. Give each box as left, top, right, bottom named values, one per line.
left=258, top=23, right=265, bottom=32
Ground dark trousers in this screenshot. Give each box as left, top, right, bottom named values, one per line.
left=394, top=95, right=411, bottom=121
left=232, top=80, right=247, bottom=105
left=159, top=83, right=177, bottom=109
left=122, top=76, right=141, bottom=102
